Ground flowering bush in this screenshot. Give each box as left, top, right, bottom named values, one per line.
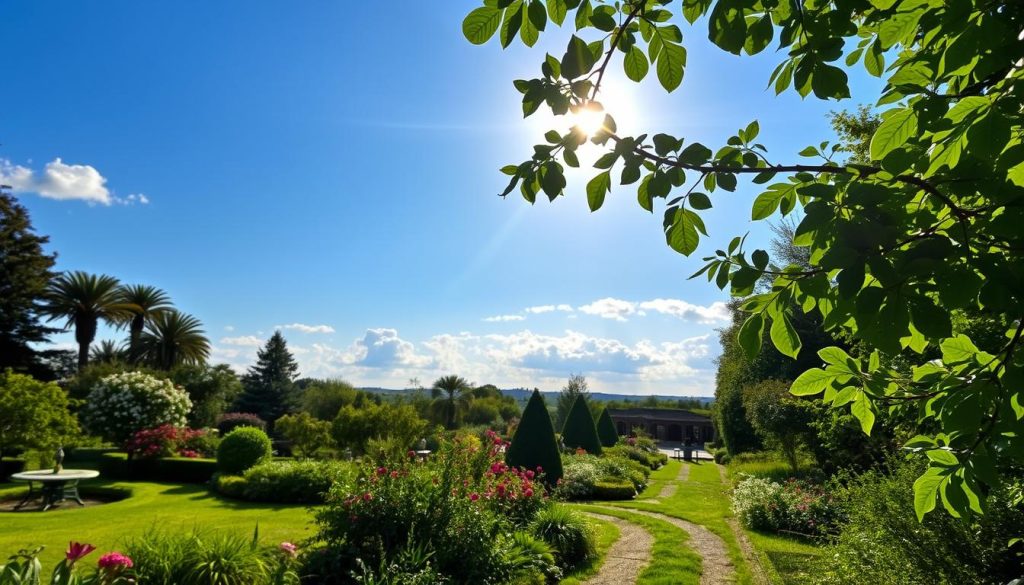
left=125, top=425, right=215, bottom=459
left=0, top=542, right=133, bottom=585
left=216, top=412, right=267, bottom=435
left=312, top=430, right=551, bottom=584
left=555, top=457, right=603, bottom=500
left=82, top=372, right=191, bottom=443
left=555, top=453, right=648, bottom=500
left=732, top=475, right=842, bottom=536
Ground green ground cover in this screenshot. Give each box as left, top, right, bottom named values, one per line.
left=558, top=515, right=620, bottom=585
left=0, top=480, right=312, bottom=567
left=572, top=504, right=701, bottom=585
left=636, top=460, right=680, bottom=500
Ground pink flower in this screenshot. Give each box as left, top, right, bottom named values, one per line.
left=279, top=542, right=298, bottom=558
left=524, top=488, right=534, bottom=497
left=97, top=552, right=133, bottom=571
left=66, top=542, right=96, bottom=564
left=408, top=450, right=416, bottom=458
left=470, top=493, right=479, bottom=501
left=362, top=492, right=373, bottom=501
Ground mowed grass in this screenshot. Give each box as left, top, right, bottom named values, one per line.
left=636, top=460, right=680, bottom=500
left=0, top=481, right=313, bottom=566
left=572, top=504, right=701, bottom=585
left=558, top=514, right=620, bottom=585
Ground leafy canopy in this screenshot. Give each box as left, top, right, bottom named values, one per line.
left=464, top=0, right=1024, bottom=520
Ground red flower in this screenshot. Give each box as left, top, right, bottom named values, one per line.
left=66, top=542, right=96, bottom=564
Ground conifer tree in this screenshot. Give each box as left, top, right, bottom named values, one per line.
left=506, top=389, right=562, bottom=486
left=561, top=395, right=602, bottom=455
left=234, top=331, right=299, bottom=426
left=596, top=408, right=618, bottom=448
left=0, top=190, right=60, bottom=378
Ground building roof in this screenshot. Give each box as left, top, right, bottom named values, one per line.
left=606, top=407, right=712, bottom=424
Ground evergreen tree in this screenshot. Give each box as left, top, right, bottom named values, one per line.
left=554, top=373, right=588, bottom=430
left=561, top=395, right=603, bottom=455
left=506, top=389, right=562, bottom=486
left=596, top=408, right=618, bottom=448
left=234, top=331, right=299, bottom=426
left=0, top=190, right=60, bottom=379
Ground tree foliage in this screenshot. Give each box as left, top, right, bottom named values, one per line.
left=742, top=379, right=814, bottom=473
left=0, top=191, right=60, bottom=379
left=555, top=373, right=589, bottom=430
left=464, top=0, right=1024, bottom=520
left=42, top=271, right=136, bottom=372
left=235, top=331, right=299, bottom=426
left=561, top=395, right=603, bottom=455
left=330, top=401, right=427, bottom=455
left=506, top=389, right=563, bottom=485
left=276, top=411, right=334, bottom=458
left=0, top=370, right=79, bottom=462
left=431, top=374, right=473, bottom=430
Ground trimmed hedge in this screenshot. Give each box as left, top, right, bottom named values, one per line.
left=217, top=427, right=272, bottom=474
left=596, top=409, right=619, bottom=448
left=561, top=396, right=602, bottom=456
left=85, top=452, right=218, bottom=483
left=506, top=389, right=563, bottom=485
left=212, top=460, right=357, bottom=504
left=212, top=474, right=247, bottom=498
left=0, top=458, right=26, bottom=477
left=591, top=480, right=636, bottom=500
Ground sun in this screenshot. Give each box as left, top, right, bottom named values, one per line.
left=570, top=103, right=607, bottom=137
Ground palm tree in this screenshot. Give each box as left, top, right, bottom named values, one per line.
left=41, top=272, right=137, bottom=371
left=90, top=340, right=126, bottom=364
left=431, top=375, right=472, bottom=430
left=137, top=310, right=210, bottom=370
left=117, top=284, right=172, bottom=359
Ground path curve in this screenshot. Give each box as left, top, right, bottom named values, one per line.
left=581, top=512, right=654, bottom=585
left=614, top=507, right=734, bottom=585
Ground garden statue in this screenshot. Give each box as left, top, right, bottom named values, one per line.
left=53, top=446, right=64, bottom=474
left=419, top=438, right=427, bottom=451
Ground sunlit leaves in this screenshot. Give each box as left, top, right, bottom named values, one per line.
left=462, top=6, right=504, bottom=44
left=623, top=46, right=649, bottom=82
left=561, top=35, right=597, bottom=80
left=656, top=42, right=686, bottom=92
left=586, top=171, right=611, bottom=211
left=870, top=108, right=918, bottom=160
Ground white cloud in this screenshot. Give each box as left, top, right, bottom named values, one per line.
left=483, top=314, right=526, bottom=322
left=638, top=299, right=731, bottom=324
left=119, top=193, right=150, bottom=206
left=278, top=323, right=335, bottom=334
left=524, top=304, right=574, bottom=314
left=219, top=335, right=264, bottom=347
left=2, top=158, right=111, bottom=205
left=224, top=325, right=235, bottom=332
left=578, top=298, right=644, bottom=322
left=346, top=328, right=432, bottom=369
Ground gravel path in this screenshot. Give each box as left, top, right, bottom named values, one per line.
left=715, top=463, right=770, bottom=585
left=581, top=512, right=654, bottom=585
left=656, top=461, right=691, bottom=499
left=621, top=507, right=735, bottom=585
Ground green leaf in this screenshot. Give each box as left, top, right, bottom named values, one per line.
left=770, top=313, right=802, bottom=359
left=586, top=171, right=611, bottom=211
left=870, top=108, right=918, bottom=161
left=851, top=392, right=876, bottom=435
left=941, top=335, right=979, bottom=365
left=737, top=313, right=764, bottom=360
left=463, top=7, right=504, bottom=45
left=656, top=42, right=687, bottom=92
left=913, top=469, right=944, bottom=521
left=751, top=187, right=786, bottom=220
left=546, top=0, right=567, bottom=25
left=864, top=39, right=884, bottom=77
left=879, top=8, right=924, bottom=50
left=500, top=1, right=525, bottom=48
left=791, top=368, right=835, bottom=396
left=743, top=16, right=773, bottom=55
left=689, top=192, right=712, bottom=210
left=811, top=64, right=851, bottom=100
left=624, top=46, right=650, bottom=82
left=574, top=0, right=592, bottom=30
left=561, top=35, right=596, bottom=80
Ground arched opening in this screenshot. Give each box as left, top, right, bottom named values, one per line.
left=668, top=424, right=683, bottom=441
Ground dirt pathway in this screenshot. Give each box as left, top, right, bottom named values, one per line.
left=714, top=463, right=770, bottom=585
left=581, top=512, right=654, bottom=585
left=618, top=507, right=735, bottom=585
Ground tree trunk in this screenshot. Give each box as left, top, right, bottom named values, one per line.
left=78, top=341, right=89, bottom=372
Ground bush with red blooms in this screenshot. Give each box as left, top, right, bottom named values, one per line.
left=312, top=430, right=553, bottom=584
left=125, top=424, right=214, bottom=459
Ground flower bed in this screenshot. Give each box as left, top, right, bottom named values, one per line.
left=731, top=474, right=842, bottom=536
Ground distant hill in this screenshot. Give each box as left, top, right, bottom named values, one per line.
left=358, top=386, right=714, bottom=406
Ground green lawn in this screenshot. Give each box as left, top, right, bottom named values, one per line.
left=0, top=480, right=313, bottom=566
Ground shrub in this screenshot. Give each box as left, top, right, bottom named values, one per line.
left=217, top=427, right=272, bottom=474
left=506, top=390, right=563, bottom=486
left=529, top=505, right=595, bottom=569
left=213, top=474, right=248, bottom=498
left=331, top=402, right=427, bottom=455
left=595, top=408, right=619, bottom=448
left=124, top=527, right=298, bottom=585
left=595, top=455, right=649, bottom=492
left=555, top=456, right=602, bottom=500
left=240, top=460, right=357, bottom=503
left=591, top=480, right=636, bottom=500
left=81, top=371, right=191, bottom=443
left=731, top=475, right=840, bottom=536
left=561, top=396, right=602, bottom=455
left=94, top=452, right=218, bottom=483
left=125, top=425, right=215, bottom=459
left=217, top=412, right=267, bottom=435
left=812, top=462, right=1024, bottom=585
left=0, top=370, right=80, bottom=468
left=501, top=531, right=560, bottom=584
left=275, top=412, right=334, bottom=458
left=604, top=444, right=666, bottom=470
left=313, top=433, right=548, bottom=583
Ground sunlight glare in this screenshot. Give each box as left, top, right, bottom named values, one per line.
left=570, top=103, right=607, bottom=137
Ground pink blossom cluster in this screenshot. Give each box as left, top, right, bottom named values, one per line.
left=125, top=424, right=207, bottom=459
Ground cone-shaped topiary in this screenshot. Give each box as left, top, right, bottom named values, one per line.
left=561, top=396, right=602, bottom=455
left=506, top=389, right=563, bottom=486
left=596, top=408, right=619, bottom=448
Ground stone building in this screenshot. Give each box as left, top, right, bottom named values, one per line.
left=606, top=407, right=716, bottom=443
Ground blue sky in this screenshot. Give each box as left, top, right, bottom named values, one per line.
left=2, top=2, right=882, bottom=395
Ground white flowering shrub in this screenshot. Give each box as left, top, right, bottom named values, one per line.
left=82, top=371, right=192, bottom=444
left=732, top=475, right=787, bottom=531
left=555, top=457, right=602, bottom=500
